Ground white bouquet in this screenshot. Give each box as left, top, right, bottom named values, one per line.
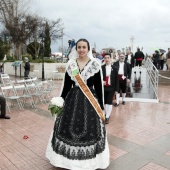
left=48, top=97, right=64, bottom=117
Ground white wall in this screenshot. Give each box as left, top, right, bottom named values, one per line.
left=3, top=62, right=67, bottom=79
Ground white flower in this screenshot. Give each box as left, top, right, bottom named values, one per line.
left=50, top=97, right=64, bottom=107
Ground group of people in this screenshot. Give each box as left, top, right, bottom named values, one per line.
left=167, top=48, right=170, bottom=70
left=151, top=48, right=170, bottom=70
left=152, top=50, right=166, bottom=70
left=45, top=38, right=146, bottom=170
left=102, top=47, right=145, bottom=123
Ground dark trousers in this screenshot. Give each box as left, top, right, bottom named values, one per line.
left=24, top=70, right=30, bottom=79
left=104, top=86, right=114, bottom=105
left=136, top=60, right=142, bottom=67
left=159, top=60, right=164, bottom=70
left=153, top=60, right=158, bottom=69
left=118, top=79, right=127, bottom=93
left=0, top=96, right=6, bottom=116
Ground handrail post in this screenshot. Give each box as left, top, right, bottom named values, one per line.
left=145, top=57, right=158, bottom=99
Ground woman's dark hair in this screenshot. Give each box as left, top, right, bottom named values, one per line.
left=76, top=38, right=90, bottom=51
left=104, top=53, right=111, bottom=58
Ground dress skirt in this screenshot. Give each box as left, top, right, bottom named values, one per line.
left=46, top=86, right=110, bottom=170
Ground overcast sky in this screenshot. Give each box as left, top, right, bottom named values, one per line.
left=35, top=0, right=170, bottom=54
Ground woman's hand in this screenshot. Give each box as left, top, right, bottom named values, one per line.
left=127, top=79, right=131, bottom=83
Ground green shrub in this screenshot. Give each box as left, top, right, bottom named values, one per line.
left=6, top=55, right=15, bottom=62
left=31, top=59, right=58, bottom=63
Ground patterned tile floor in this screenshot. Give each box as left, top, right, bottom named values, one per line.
left=0, top=79, right=170, bottom=170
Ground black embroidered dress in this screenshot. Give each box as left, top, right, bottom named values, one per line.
left=46, top=59, right=110, bottom=170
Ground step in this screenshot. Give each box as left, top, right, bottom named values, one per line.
left=159, top=71, right=170, bottom=75
left=159, top=79, right=170, bottom=82
left=159, top=74, right=170, bottom=77
left=159, top=77, right=170, bottom=80
left=159, top=83, right=170, bottom=86
left=159, top=73, right=169, bottom=76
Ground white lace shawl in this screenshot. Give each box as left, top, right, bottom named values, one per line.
left=66, top=58, right=101, bottom=85
left=59, top=58, right=104, bottom=110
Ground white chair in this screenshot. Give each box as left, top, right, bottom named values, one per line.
left=1, top=74, right=15, bottom=85
left=41, top=80, right=53, bottom=101
left=16, top=79, right=25, bottom=84
left=13, top=84, right=36, bottom=109
left=47, top=79, right=57, bottom=91
left=1, top=85, right=24, bottom=113
left=1, top=73, right=8, bottom=78
left=31, top=77, right=38, bottom=84
left=24, top=79, right=46, bottom=104
left=31, top=77, right=37, bottom=81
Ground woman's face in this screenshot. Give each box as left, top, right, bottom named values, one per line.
left=76, top=41, right=89, bottom=58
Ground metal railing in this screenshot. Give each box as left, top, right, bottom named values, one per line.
left=144, top=57, right=159, bottom=99
left=159, top=74, right=170, bottom=79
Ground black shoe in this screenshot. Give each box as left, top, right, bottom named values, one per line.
left=134, top=71, right=136, bottom=74
left=122, top=101, right=125, bottom=105
left=0, top=115, right=10, bottom=119
left=105, top=118, right=109, bottom=124
left=114, top=103, right=119, bottom=107
left=140, top=71, right=141, bottom=74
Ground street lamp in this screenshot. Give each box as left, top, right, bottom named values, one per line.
left=40, top=32, right=45, bottom=81
left=61, top=28, right=64, bottom=58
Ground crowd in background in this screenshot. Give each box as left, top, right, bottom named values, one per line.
left=151, top=48, right=170, bottom=71
left=66, top=39, right=170, bottom=72
left=91, top=47, right=170, bottom=71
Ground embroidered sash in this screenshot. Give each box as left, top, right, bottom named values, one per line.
left=69, top=60, right=105, bottom=123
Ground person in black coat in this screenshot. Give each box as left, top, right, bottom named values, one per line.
left=152, top=50, right=160, bottom=69
left=113, top=53, right=131, bottom=106
left=24, top=57, right=30, bottom=79
left=102, top=53, right=119, bottom=124
left=134, top=48, right=144, bottom=68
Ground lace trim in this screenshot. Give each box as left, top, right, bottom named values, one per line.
left=66, top=59, right=101, bottom=85
left=52, top=120, right=106, bottom=160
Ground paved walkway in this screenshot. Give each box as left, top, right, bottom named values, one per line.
left=128, top=67, right=156, bottom=99
left=0, top=80, right=170, bottom=170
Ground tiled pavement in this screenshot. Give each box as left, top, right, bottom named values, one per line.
left=0, top=80, right=170, bottom=170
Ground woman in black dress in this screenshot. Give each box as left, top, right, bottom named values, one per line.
left=46, top=39, right=110, bottom=170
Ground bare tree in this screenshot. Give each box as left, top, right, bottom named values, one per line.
left=0, top=0, right=64, bottom=59
left=0, top=0, right=38, bottom=59
left=26, top=17, right=63, bottom=59
left=48, top=19, right=63, bottom=41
